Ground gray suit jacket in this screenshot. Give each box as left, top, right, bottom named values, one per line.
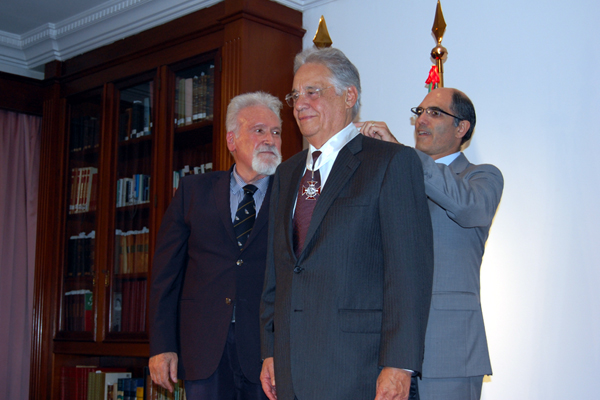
left=261, top=135, right=434, bottom=400
left=417, top=151, right=503, bottom=378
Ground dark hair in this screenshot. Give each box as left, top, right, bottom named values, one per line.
left=450, top=90, right=476, bottom=144
left=294, top=47, right=361, bottom=120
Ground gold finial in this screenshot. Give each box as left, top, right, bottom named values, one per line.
left=431, top=0, right=446, bottom=45
left=313, top=16, right=333, bottom=48
left=429, top=1, right=448, bottom=88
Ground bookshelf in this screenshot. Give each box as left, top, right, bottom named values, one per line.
left=30, top=0, right=304, bottom=399
left=61, top=93, right=102, bottom=339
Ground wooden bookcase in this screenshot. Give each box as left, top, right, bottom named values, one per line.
left=30, top=1, right=304, bottom=398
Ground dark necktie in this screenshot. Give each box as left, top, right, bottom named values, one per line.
left=234, top=184, right=258, bottom=249
left=293, top=151, right=322, bottom=257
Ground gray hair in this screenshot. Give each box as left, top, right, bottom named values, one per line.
left=294, top=47, right=361, bottom=119
left=226, top=91, right=283, bottom=135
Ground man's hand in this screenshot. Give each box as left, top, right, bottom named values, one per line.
left=260, top=357, right=277, bottom=400
left=149, top=352, right=178, bottom=393
left=374, top=367, right=412, bottom=400
left=355, top=121, right=400, bottom=144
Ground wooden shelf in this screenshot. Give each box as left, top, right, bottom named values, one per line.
left=31, top=0, right=304, bottom=398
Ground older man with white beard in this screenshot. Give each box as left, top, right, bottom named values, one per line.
left=149, top=92, right=283, bottom=400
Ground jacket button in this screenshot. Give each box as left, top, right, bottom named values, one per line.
left=225, top=298, right=232, bottom=305
left=236, top=259, right=243, bottom=266
left=293, top=266, right=303, bottom=274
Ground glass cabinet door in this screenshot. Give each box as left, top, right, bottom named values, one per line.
left=61, top=94, right=102, bottom=336
left=108, top=81, right=153, bottom=335
left=172, top=61, right=215, bottom=194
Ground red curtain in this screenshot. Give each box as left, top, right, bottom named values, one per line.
left=0, top=109, right=41, bottom=399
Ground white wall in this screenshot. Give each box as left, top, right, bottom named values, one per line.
left=301, top=1, right=600, bottom=399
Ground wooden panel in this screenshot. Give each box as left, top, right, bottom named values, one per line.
left=31, top=1, right=305, bottom=398
left=0, top=72, right=43, bottom=115
left=29, top=82, right=67, bottom=400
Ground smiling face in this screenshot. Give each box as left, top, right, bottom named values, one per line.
left=415, top=88, right=469, bottom=160
left=291, top=63, right=357, bottom=149
left=226, top=105, right=282, bottom=183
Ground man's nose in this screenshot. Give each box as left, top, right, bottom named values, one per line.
left=294, top=93, right=309, bottom=110
left=263, top=131, right=276, bottom=145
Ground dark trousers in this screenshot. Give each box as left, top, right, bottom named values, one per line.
left=185, top=323, right=267, bottom=400
left=293, top=375, right=419, bottom=400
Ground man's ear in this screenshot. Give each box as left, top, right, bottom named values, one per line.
left=345, top=86, right=358, bottom=110
left=455, top=120, right=470, bottom=140
left=226, top=131, right=236, bottom=152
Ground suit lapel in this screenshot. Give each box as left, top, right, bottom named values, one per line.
left=285, top=151, right=309, bottom=258
left=243, top=176, right=273, bottom=249
left=213, top=168, right=237, bottom=245
left=299, top=135, right=362, bottom=259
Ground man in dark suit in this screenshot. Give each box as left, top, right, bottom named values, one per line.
left=259, top=47, right=434, bottom=400
left=358, top=87, right=504, bottom=400
left=149, top=91, right=283, bottom=400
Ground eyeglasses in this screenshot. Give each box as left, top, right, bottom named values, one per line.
left=285, top=86, right=333, bottom=107
left=411, top=106, right=462, bottom=120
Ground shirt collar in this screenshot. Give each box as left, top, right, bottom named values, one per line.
left=231, top=165, right=270, bottom=194
left=306, top=122, right=359, bottom=170
left=435, top=151, right=461, bottom=166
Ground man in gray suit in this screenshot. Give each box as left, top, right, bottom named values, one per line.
left=358, top=87, right=504, bottom=400
left=259, top=47, right=434, bottom=400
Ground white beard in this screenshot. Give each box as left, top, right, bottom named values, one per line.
left=252, top=144, right=282, bottom=176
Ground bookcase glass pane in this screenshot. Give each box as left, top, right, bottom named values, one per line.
left=110, top=81, right=153, bottom=334
left=62, top=95, right=102, bottom=333
left=172, top=62, right=215, bottom=196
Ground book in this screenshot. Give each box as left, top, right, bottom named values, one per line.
left=143, top=97, right=151, bottom=135
left=131, top=100, right=144, bottom=138
left=105, top=372, right=132, bottom=400
left=184, top=78, right=193, bottom=125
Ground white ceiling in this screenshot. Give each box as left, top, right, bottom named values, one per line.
left=0, top=0, right=332, bottom=79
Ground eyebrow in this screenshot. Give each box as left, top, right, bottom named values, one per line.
left=250, top=123, right=280, bottom=130
left=291, top=85, right=320, bottom=92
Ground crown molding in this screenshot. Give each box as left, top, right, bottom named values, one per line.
left=0, top=0, right=221, bottom=79
left=0, top=0, right=336, bottom=79
left=273, top=0, right=337, bottom=11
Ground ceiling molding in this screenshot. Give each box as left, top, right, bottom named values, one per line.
left=272, top=0, right=337, bottom=10
left=0, top=0, right=335, bottom=79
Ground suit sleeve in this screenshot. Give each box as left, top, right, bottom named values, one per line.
left=417, top=150, right=504, bottom=228
left=260, top=168, right=279, bottom=359
left=149, top=179, right=190, bottom=357
left=378, top=147, right=434, bottom=374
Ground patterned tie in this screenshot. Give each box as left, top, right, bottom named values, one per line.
left=234, top=184, right=258, bottom=249
left=293, top=151, right=322, bottom=257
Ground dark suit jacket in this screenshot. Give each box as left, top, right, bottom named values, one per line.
left=149, top=169, right=272, bottom=382
left=417, top=151, right=503, bottom=378
left=260, top=134, right=434, bottom=400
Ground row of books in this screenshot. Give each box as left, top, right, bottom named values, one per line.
left=63, top=290, right=93, bottom=332
left=174, top=66, right=215, bottom=127
left=117, top=174, right=151, bottom=208
left=60, top=366, right=132, bottom=400
left=70, top=167, right=98, bottom=214
left=172, top=163, right=213, bottom=196
left=60, top=365, right=186, bottom=400
left=112, top=279, right=147, bottom=333
left=88, top=372, right=137, bottom=400
left=145, top=376, right=186, bottom=400
left=115, top=228, right=150, bottom=274
left=70, top=115, right=101, bottom=152
left=67, top=231, right=95, bottom=277
left=119, top=98, right=152, bottom=141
